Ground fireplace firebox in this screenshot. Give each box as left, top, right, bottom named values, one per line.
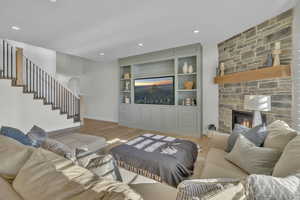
left=232, top=110, right=266, bottom=129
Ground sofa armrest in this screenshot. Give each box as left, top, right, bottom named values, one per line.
left=176, top=178, right=240, bottom=200
left=208, top=131, right=230, bottom=151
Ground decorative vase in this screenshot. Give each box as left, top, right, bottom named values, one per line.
left=125, top=81, right=130, bottom=90
left=124, top=73, right=130, bottom=80
left=188, top=65, right=193, bottom=73
left=185, top=98, right=192, bottom=106
left=220, top=63, right=225, bottom=76
left=125, top=96, right=130, bottom=104
left=182, top=62, right=188, bottom=74
left=264, top=53, right=273, bottom=67
left=184, top=81, right=194, bottom=90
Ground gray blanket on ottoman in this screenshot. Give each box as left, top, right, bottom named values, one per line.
left=110, top=134, right=198, bottom=187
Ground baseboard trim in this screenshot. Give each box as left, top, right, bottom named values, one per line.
left=84, top=116, right=118, bottom=124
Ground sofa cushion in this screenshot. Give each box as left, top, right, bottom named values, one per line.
left=273, top=135, right=300, bottom=177
left=13, top=148, right=141, bottom=200
left=0, top=126, right=36, bottom=147
left=201, top=148, right=248, bottom=179
left=0, top=135, right=34, bottom=180
left=0, top=176, right=22, bottom=200
left=225, top=135, right=280, bottom=175
left=264, top=120, right=298, bottom=152
left=226, top=124, right=267, bottom=152
left=130, top=183, right=177, bottom=200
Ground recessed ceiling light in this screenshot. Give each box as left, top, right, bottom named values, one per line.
left=11, top=26, right=21, bottom=31
left=99, top=53, right=105, bottom=56
left=50, top=0, right=57, bottom=2
left=138, top=43, right=144, bottom=47
left=193, top=30, right=200, bottom=34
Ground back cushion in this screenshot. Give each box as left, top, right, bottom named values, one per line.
left=13, top=149, right=141, bottom=200
left=0, top=135, right=34, bottom=180
left=273, top=135, right=300, bottom=177
left=264, top=120, right=298, bottom=152
left=1, top=126, right=36, bottom=147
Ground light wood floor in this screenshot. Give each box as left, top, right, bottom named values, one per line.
left=70, top=118, right=210, bottom=178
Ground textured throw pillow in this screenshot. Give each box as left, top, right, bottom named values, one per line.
left=27, top=125, right=48, bottom=147
left=41, top=138, right=75, bottom=161
left=264, top=120, right=298, bottom=152
left=0, top=135, right=34, bottom=180
left=245, top=174, right=300, bottom=200
left=226, top=124, right=267, bottom=152
left=273, top=135, right=300, bottom=177
left=0, top=126, right=36, bottom=147
left=225, top=135, right=280, bottom=175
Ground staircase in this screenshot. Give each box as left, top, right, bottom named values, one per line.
left=0, top=40, right=80, bottom=123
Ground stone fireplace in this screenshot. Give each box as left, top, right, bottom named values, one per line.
left=232, top=110, right=266, bottom=129
left=218, top=10, right=293, bottom=133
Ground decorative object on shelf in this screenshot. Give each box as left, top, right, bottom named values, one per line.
left=124, top=96, right=130, bottom=104
left=183, top=81, right=194, bottom=90
left=216, top=67, right=220, bottom=76
left=182, top=62, right=188, bottom=74
left=244, top=95, right=271, bottom=127
left=125, top=81, right=130, bottom=90
left=123, top=72, right=130, bottom=80
left=264, top=52, right=273, bottom=67
left=272, top=42, right=281, bottom=66
left=188, top=65, right=194, bottom=74
left=220, top=63, right=225, bottom=76
left=184, top=98, right=192, bottom=106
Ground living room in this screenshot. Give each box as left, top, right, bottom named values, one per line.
left=0, top=0, right=300, bottom=199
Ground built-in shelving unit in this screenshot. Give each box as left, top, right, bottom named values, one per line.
left=118, top=43, right=202, bottom=137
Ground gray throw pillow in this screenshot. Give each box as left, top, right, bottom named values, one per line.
left=225, top=135, right=280, bottom=175
left=41, top=139, right=75, bottom=161
left=226, top=124, right=267, bottom=152
left=27, top=125, right=48, bottom=146
left=245, top=174, right=300, bottom=200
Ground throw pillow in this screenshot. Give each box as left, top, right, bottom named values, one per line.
left=226, top=124, right=267, bottom=152
left=264, top=120, right=298, bottom=152
left=0, top=135, right=34, bottom=180
left=27, top=125, right=48, bottom=147
left=0, top=126, right=36, bottom=147
left=245, top=174, right=300, bottom=200
left=41, top=138, right=75, bottom=161
left=225, top=135, right=280, bottom=175
left=273, top=135, right=300, bottom=177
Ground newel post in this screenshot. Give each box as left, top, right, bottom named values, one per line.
left=16, top=48, right=23, bottom=85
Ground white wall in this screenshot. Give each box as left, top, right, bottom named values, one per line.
left=292, top=1, right=300, bottom=130
left=8, top=40, right=56, bottom=75
left=81, top=60, right=119, bottom=122
left=0, top=79, right=79, bottom=133
left=202, top=44, right=219, bottom=133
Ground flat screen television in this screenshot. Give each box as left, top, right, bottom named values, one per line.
left=134, top=76, right=175, bottom=105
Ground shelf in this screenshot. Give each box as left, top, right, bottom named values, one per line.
left=134, top=73, right=175, bottom=79
left=177, top=73, right=197, bottom=76
left=177, top=89, right=197, bottom=92
left=120, top=90, right=131, bottom=93
left=214, top=65, right=291, bottom=84
left=120, top=79, right=131, bottom=81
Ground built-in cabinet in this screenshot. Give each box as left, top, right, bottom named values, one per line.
left=119, top=44, right=202, bottom=137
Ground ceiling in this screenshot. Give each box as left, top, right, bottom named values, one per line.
left=0, top=0, right=297, bottom=62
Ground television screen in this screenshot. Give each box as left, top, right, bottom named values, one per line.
left=134, top=76, right=174, bottom=105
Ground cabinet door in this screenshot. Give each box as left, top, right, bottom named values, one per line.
left=119, top=104, right=132, bottom=126
left=177, top=107, right=199, bottom=136
left=160, top=107, right=177, bottom=133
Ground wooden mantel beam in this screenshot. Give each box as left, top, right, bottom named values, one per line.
left=214, top=65, right=291, bottom=85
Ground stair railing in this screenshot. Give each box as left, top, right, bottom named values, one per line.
left=0, top=39, right=80, bottom=122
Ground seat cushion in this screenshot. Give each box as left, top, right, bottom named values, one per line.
left=13, top=148, right=141, bottom=200
left=0, top=135, right=34, bottom=180
left=201, top=148, right=248, bottom=179
left=130, top=183, right=177, bottom=200
left=0, top=176, right=22, bottom=200
left=273, top=135, right=300, bottom=177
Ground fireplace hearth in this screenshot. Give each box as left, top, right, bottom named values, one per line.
left=232, top=110, right=266, bottom=129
